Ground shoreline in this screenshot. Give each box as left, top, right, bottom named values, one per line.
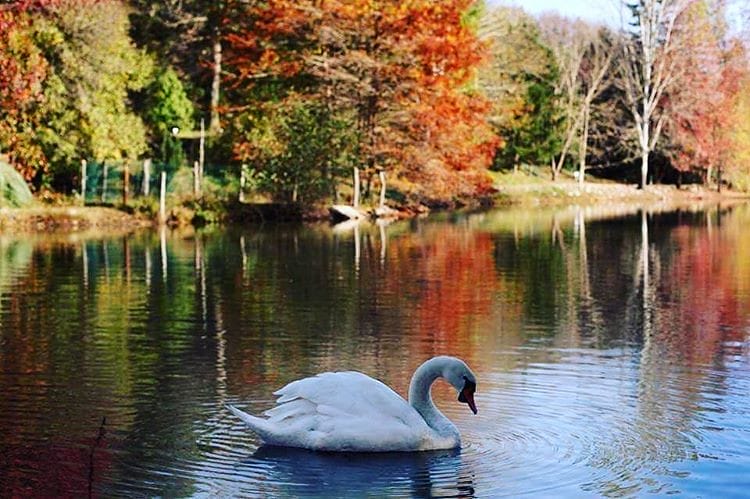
left=0, top=206, right=153, bottom=233
left=1, top=182, right=748, bottom=233
left=494, top=181, right=750, bottom=207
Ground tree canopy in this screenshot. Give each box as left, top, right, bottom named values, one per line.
left=1, top=0, right=750, bottom=201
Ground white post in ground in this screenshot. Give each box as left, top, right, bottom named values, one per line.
left=159, top=171, right=167, bottom=224
left=80, top=159, right=87, bottom=205
left=239, top=164, right=247, bottom=203
left=142, top=158, right=151, bottom=196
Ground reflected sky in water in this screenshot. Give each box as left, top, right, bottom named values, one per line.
left=1, top=203, right=749, bottom=497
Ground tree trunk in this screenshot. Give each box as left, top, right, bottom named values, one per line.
left=551, top=158, right=558, bottom=181
left=717, top=164, right=722, bottom=193
left=640, top=149, right=648, bottom=189
left=210, top=35, right=222, bottom=133
left=578, top=106, right=590, bottom=187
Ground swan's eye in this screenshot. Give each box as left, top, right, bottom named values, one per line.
left=461, top=376, right=476, bottom=393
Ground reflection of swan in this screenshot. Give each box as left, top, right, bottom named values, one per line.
left=228, top=356, right=478, bottom=451
left=235, top=445, right=474, bottom=498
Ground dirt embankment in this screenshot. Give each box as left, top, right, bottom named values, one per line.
left=0, top=206, right=152, bottom=232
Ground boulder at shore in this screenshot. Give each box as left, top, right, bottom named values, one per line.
left=0, top=160, right=33, bottom=208
left=329, top=204, right=367, bottom=223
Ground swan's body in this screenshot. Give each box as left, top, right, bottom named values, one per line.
left=227, top=356, right=478, bottom=452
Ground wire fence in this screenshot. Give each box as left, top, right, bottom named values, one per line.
left=80, top=159, right=165, bottom=205
left=78, top=158, right=231, bottom=206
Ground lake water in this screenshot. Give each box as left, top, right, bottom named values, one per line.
left=1, top=203, right=749, bottom=497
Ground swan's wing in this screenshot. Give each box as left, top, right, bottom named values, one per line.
left=269, top=371, right=424, bottom=425
left=263, top=371, right=430, bottom=450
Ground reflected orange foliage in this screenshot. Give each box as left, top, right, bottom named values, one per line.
left=380, top=226, right=500, bottom=362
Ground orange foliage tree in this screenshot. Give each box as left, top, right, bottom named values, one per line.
left=0, top=1, right=50, bottom=177
left=224, top=0, right=497, bottom=204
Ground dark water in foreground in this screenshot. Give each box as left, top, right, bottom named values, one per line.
left=1, top=203, right=749, bottom=497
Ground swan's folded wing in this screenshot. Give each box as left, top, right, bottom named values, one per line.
left=271, top=371, right=426, bottom=428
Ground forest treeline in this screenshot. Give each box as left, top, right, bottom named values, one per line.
left=1, top=0, right=750, bottom=208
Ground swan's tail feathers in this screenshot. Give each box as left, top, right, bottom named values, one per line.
left=226, top=404, right=274, bottom=440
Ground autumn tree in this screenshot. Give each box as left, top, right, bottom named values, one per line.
left=129, top=0, right=228, bottom=132
left=540, top=16, right=615, bottom=183
left=1, top=0, right=153, bottom=189
left=619, top=0, right=694, bottom=188
left=33, top=0, right=152, bottom=189
left=0, top=1, right=49, bottom=179
left=726, top=74, right=750, bottom=191
left=225, top=0, right=497, bottom=205
left=665, top=0, right=745, bottom=189
left=143, top=66, right=195, bottom=167
left=478, top=6, right=562, bottom=173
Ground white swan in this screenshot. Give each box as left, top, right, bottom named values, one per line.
left=227, top=356, right=478, bottom=452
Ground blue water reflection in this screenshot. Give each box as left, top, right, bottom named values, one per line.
left=223, top=446, right=473, bottom=497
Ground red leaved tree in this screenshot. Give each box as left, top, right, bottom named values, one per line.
left=224, top=0, right=497, bottom=204
left=666, top=0, right=746, bottom=188
left=0, top=1, right=50, bottom=178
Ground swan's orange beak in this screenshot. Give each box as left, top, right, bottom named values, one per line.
left=458, top=387, right=477, bottom=414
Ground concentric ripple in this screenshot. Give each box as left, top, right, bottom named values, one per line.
left=85, top=344, right=750, bottom=499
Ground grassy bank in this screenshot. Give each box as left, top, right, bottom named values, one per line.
left=491, top=169, right=750, bottom=207
left=2, top=172, right=748, bottom=232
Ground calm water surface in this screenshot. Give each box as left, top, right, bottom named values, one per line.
left=1, top=204, right=749, bottom=497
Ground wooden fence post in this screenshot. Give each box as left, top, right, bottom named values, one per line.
left=142, top=159, right=151, bottom=196
left=239, top=164, right=247, bottom=203
left=123, top=165, right=130, bottom=206
left=80, top=159, right=87, bottom=205
left=353, top=167, right=360, bottom=208
left=159, top=171, right=167, bottom=224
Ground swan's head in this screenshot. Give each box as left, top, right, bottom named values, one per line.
left=441, top=357, right=478, bottom=415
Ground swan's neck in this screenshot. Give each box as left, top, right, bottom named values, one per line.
left=408, top=357, right=457, bottom=436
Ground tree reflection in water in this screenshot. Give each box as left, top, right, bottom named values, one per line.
left=1, top=204, right=750, bottom=496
